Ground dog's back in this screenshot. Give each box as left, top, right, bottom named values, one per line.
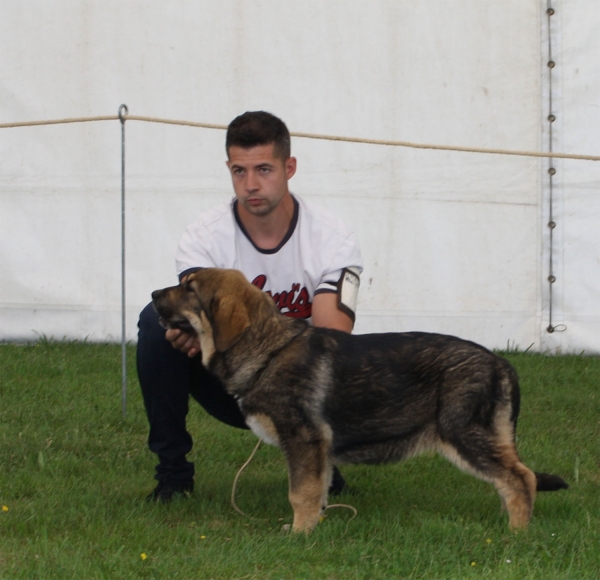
left=309, top=331, right=517, bottom=465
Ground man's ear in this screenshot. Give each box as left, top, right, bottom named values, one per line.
left=285, top=156, right=297, bottom=180
left=211, top=296, right=250, bottom=352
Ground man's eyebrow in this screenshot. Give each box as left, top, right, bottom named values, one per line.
left=230, top=162, right=275, bottom=169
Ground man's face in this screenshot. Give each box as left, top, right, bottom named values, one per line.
left=226, top=143, right=296, bottom=217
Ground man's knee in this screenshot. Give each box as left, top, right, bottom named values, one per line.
left=137, top=301, right=184, bottom=382
left=138, top=302, right=162, bottom=336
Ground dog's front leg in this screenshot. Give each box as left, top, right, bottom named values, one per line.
left=285, top=438, right=332, bottom=533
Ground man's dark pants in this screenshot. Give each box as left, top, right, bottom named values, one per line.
left=137, top=302, right=248, bottom=483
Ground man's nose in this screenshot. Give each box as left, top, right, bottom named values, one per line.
left=245, top=170, right=258, bottom=191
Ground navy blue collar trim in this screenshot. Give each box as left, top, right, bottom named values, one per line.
left=233, top=196, right=299, bottom=255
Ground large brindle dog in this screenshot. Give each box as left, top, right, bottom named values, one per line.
left=152, top=268, right=567, bottom=533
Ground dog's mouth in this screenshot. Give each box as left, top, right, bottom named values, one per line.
left=158, top=316, right=194, bottom=333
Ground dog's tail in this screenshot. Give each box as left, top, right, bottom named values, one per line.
left=535, top=472, right=569, bottom=491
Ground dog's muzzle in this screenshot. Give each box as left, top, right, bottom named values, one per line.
left=151, top=289, right=195, bottom=333
left=157, top=316, right=194, bottom=333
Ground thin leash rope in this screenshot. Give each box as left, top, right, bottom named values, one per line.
left=231, top=438, right=263, bottom=519
left=1, top=113, right=600, bottom=162
left=231, top=438, right=358, bottom=530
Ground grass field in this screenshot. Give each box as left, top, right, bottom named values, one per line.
left=0, top=341, right=598, bottom=579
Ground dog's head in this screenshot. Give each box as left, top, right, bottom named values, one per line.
left=152, top=268, right=272, bottom=352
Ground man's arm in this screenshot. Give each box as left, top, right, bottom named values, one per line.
left=311, top=292, right=354, bottom=333
left=169, top=290, right=352, bottom=357
left=170, top=287, right=352, bottom=358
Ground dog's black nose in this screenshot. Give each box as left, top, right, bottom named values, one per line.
left=151, top=289, right=163, bottom=301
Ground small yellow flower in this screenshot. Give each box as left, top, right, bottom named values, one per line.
left=200, top=536, right=206, bottom=540
left=470, top=561, right=477, bottom=567
left=140, top=553, right=147, bottom=561
left=2, top=506, right=8, bottom=512
left=486, top=538, right=492, bottom=544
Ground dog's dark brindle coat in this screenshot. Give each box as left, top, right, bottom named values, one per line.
left=152, top=268, right=567, bottom=533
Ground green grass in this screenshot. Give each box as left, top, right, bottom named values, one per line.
left=0, top=342, right=598, bottom=579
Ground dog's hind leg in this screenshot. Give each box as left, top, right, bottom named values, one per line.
left=490, top=446, right=537, bottom=530
left=437, top=362, right=537, bottom=530
left=437, top=437, right=537, bottom=531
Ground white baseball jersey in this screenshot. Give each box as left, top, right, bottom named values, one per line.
left=175, top=194, right=363, bottom=320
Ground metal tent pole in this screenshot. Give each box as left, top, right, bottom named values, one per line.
left=119, top=104, right=128, bottom=418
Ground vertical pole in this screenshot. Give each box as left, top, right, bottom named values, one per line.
left=119, top=104, right=128, bottom=418
left=545, top=4, right=561, bottom=335
left=546, top=4, right=555, bottom=333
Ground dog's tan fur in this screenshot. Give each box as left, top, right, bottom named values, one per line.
left=152, top=268, right=567, bottom=533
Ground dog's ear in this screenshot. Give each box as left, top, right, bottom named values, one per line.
left=211, top=295, right=250, bottom=352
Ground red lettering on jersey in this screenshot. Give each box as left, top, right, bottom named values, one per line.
left=251, top=275, right=312, bottom=319
left=252, top=275, right=267, bottom=291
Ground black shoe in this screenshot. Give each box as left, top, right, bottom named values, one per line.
left=329, top=466, right=347, bottom=496
left=146, top=479, right=194, bottom=503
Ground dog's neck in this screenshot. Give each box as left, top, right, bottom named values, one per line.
left=208, top=314, right=309, bottom=396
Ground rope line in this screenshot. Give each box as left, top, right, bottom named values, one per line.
left=325, top=503, right=359, bottom=534
left=231, top=438, right=264, bottom=519
left=0, top=115, right=118, bottom=128
left=2, top=113, right=599, bottom=162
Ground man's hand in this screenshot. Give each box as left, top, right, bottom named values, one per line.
left=165, top=328, right=201, bottom=358
left=164, top=271, right=202, bottom=357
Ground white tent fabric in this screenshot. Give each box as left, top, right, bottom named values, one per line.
left=1, top=0, right=598, bottom=353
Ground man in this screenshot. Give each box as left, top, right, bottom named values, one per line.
left=137, top=111, right=363, bottom=502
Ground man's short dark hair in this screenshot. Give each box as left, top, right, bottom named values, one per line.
left=226, top=111, right=291, bottom=160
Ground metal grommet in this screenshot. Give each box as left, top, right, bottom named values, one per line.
left=548, top=114, right=556, bottom=122
left=547, top=8, right=555, bottom=16
left=548, top=167, right=556, bottom=175
left=547, top=325, right=555, bottom=333
left=548, top=221, right=556, bottom=229
left=548, top=275, right=556, bottom=283
left=548, top=60, right=556, bottom=68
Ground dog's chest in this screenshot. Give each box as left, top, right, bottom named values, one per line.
left=245, top=413, right=280, bottom=447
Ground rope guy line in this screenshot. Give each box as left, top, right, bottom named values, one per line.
left=0, top=115, right=118, bottom=128
left=1, top=113, right=599, bottom=162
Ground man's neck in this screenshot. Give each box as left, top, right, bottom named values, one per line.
left=236, top=193, right=296, bottom=251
